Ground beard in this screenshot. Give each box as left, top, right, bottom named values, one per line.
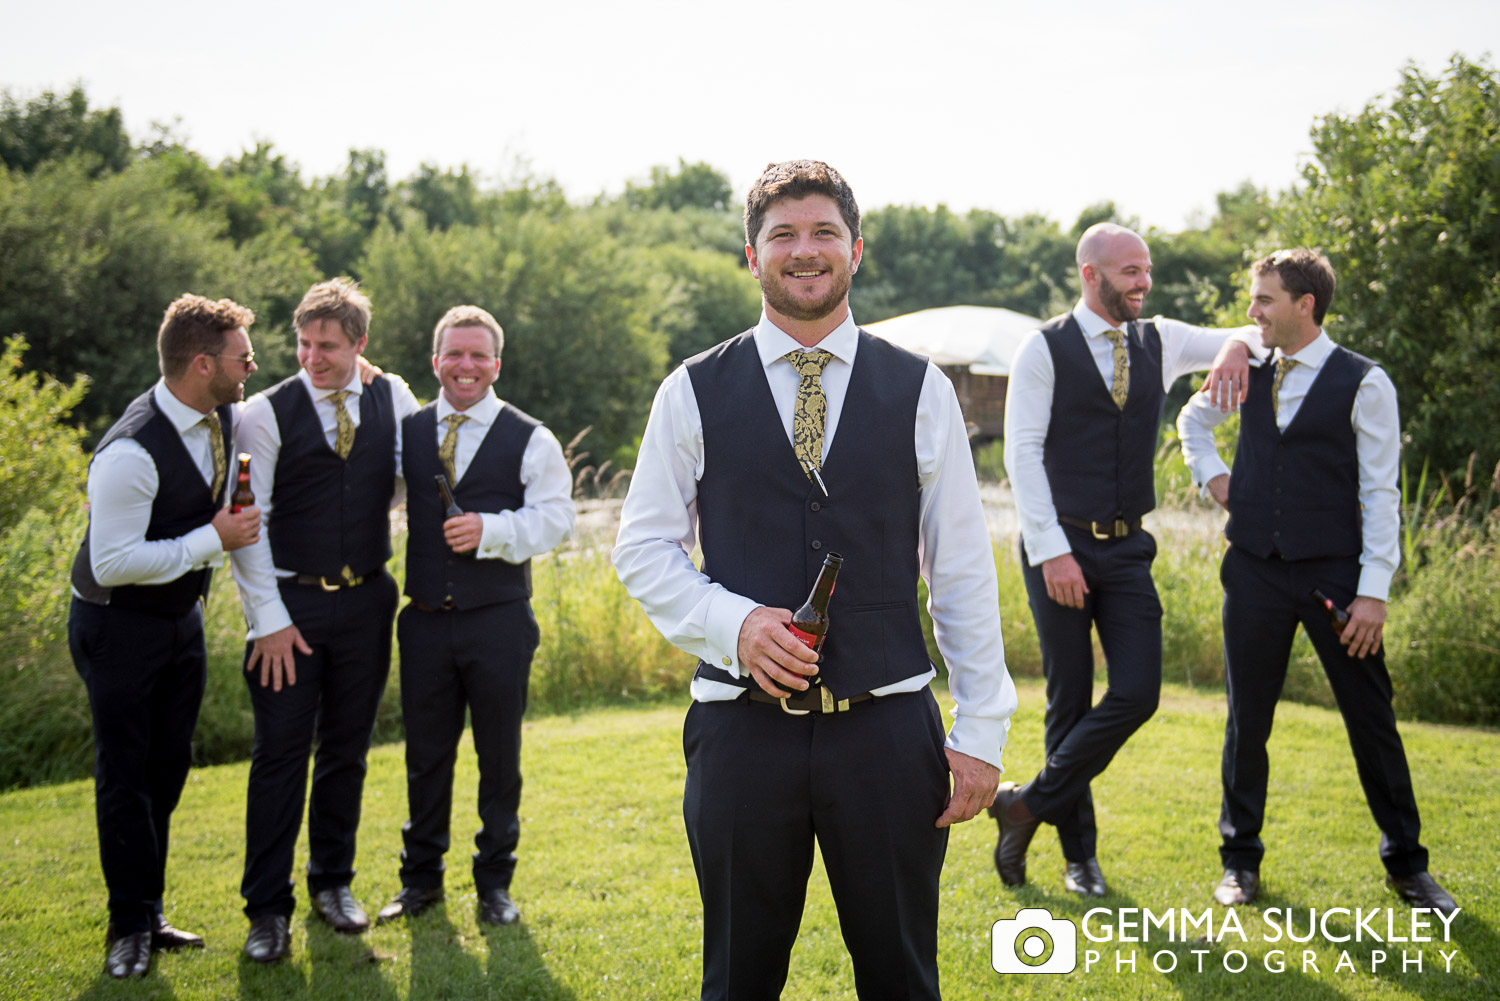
left=759, top=264, right=853, bottom=323
left=1098, top=273, right=1144, bottom=323
left=208, top=365, right=244, bottom=406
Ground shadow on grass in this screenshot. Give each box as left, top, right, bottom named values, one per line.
left=72, top=966, right=182, bottom=1001
left=482, top=917, right=576, bottom=1001
left=402, top=903, right=575, bottom=1000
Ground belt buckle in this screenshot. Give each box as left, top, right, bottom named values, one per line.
left=318, top=576, right=342, bottom=593
left=779, top=697, right=810, bottom=716
left=1092, top=519, right=1127, bottom=539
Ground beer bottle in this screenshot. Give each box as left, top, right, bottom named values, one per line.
left=435, top=474, right=475, bottom=560
left=230, top=453, right=254, bottom=513
left=789, top=552, right=843, bottom=685
left=1311, top=588, right=1350, bottom=634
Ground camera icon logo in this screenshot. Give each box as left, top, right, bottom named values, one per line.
left=992, top=907, right=1078, bottom=974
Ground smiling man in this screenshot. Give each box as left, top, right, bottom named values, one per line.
left=68, top=294, right=263, bottom=978
left=991, top=223, right=1260, bottom=899
left=229, top=278, right=420, bottom=962
left=374, top=305, right=574, bottom=928
left=613, top=160, right=1018, bottom=1000
left=1177, top=249, right=1456, bottom=916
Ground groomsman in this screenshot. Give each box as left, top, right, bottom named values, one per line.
left=1177, top=248, right=1456, bottom=915
left=69, top=294, right=262, bottom=977
left=230, top=278, right=421, bottom=962
left=376, top=305, right=574, bottom=927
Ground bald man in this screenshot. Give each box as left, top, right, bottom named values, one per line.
left=990, top=224, right=1260, bottom=896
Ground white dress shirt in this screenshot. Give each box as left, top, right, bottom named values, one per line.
left=431, top=389, right=577, bottom=562
left=612, top=312, right=1018, bottom=771
left=230, top=369, right=421, bottom=639
left=1003, top=302, right=1263, bottom=565
left=82, top=379, right=228, bottom=589
left=1176, top=330, right=1401, bottom=600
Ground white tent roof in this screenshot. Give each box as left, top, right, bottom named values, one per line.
left=864, top=305, right=1041, bottom=376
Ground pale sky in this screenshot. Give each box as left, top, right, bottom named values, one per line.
left=4, top=0, right=1498, bottom=230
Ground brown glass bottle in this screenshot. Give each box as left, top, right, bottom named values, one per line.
left=1311, top=588, right=1350, bottom=634
left=435, top=474, right=475, bottom=559
left=230, top=453, right=254, bottom=513
left=789, top=552, right=843, bottom=685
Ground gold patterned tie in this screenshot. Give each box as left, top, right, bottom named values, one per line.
left=1272, top=356, right=1299, bottom=422
left=439, top=413, right=469, bottom=483
left=784, top=349, right=834, bottom=480
left=1103, top=329, right=1130, bottom=409
left=327, top=390, right=355, bottom=459
left=200, top=414, right=225, bottom=498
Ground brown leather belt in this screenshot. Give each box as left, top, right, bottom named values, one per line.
left=1058, top=515, right=1142, bottom=540
left=746, top=686, right=876, bottom=715
left=410, top=598, right=458, bottom=612
left=289, top=567, right=384, bottom=591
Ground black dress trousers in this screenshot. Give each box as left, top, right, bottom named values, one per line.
left=69, top=598, right=207, bottom=936
left=395, top=597, right=538, bottom=894
left=682, top=688, right=950, bottom=1001
left=1017, top=526, right=1162, bottom=862
left=241, top=572, right=397, bottom=918
left=1218, top=545, right=1427, bottom=876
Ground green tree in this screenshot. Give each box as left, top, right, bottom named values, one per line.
left=0, top=86, right=131, bottom=176
left=0, top=336, right=88, bottom=534
left=1272, top=54, right=1500, bottom=477
left=624, top=158, right=733, bottom=212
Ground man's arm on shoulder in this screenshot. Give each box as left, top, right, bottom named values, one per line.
left=1156, top=317, right=1265, bottom=411
left=917, top=365, right=1018, bottom=806
left=87, top=441, right=225, bottom=587
left=474, top=425, right=577, bottom=561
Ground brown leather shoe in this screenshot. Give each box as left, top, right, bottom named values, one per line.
left=1064, top=858, right=1108, bottom=897
left=478, top=888, right=520, bottom=926
left=1213, top=869, right=1259, bottom=906
left=376, top=886, right=445, bottom=924
left=243, top=915, right=290, bottom=963
left=988, top=782, right=1039, bottom=886
left=151, top=914, right=204, bottom=951
left=312, top=886, right=370, bottom=933
left=1388, top=872, right=1458, bottom=917
left=105, top=930, right=151, bottom=978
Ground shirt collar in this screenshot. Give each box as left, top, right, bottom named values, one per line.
left=298, top=367, right=364, bottom=400
left=1073, top=301, right=1141, bottom=339
left=436, top=389, right=501, bottom=427
left=1276, top=329, right=1333, bottom=370
left=153, top=379, right=216, bottom=432
left=753, top=311, right=860, bottom=370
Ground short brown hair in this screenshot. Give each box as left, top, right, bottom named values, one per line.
left=1253, top=249, right=1337, bottom=325
left=293, top=277, right=371, bottom=343
left=158, top=294, right=255, bottom=379
left=743, top=160, right=860, bottom=248
left=431, top=305, right=504, bottom=357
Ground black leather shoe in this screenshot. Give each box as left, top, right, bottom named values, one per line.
left=151, top=914, right=204, bottom=951
left=244, top=915, right=290, bottom=963
left=312, top=886, right=370, bottom=933
left=1064, top=858, right=1108, bottom=897
left=988, top=782, right=1039, bottom=886
left=105, top=930, right=151, bottom=978
left=376, top=886, right=445, bottom=924
left=1213, top=869, right=1259, bottom=906
left=1388, top=872, right=1458, bottom=917
left=478, top=888, right=520, bottom=926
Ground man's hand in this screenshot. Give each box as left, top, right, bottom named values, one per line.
left=443, top=513, right=484, bottom=554
left=1042, top=553, right=1089, bottom=609
left=245, top=624, right=311, bottom=691
left=212, top=506, right=261, bottom=551
left=1206, top=474, right=1231, bottom=511
left=736, top=606, right=819, bottom=697
left=1340, top=596, right=1386, bottom=659
left=935, top=748, right=1001, bottom=828
left=355, top=354, right=383, bottom=385
left=1201, top=339, right=1251, bottom=412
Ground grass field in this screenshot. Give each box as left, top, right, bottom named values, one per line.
left=1, top=678, right=1495, bottom=1000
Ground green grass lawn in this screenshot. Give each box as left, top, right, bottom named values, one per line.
left=1, top=678, right=1495, bottom=1000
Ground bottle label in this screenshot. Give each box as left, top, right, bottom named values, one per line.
left=787, top=625, right=824, bottom=651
